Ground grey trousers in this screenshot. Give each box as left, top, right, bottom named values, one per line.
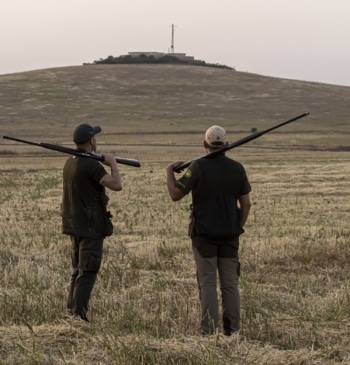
left=67, top=236, right=103, bottom=321
left=192, top=240, right=240, bottom=335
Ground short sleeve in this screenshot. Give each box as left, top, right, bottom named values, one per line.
left=89, top=160, right=108, bottom=183
left=175, top=161, right=201, bottom=195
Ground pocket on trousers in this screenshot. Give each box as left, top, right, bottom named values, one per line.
left=81, top=251, right=102, bottom=273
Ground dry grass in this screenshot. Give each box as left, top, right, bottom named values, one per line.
left=1, top=150, right=350, bottom=364
left=1, top=65, right=350, bottom=364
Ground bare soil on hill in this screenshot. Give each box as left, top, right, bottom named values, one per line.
left=1, top=64, right=350, bottom=157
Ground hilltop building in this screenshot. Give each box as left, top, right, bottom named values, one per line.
left=90, top=23, right=233, bottom=70
left=127, top=52, right=194, bottom=61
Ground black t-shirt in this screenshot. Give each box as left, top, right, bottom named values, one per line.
left=61, top=156, right=109, bottom=238
left=176, top=154, right=251, bottom=239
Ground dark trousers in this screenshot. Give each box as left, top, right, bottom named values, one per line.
left=192, top=236, right=240, bottom=335
left=67, top=236, right=103, bottom=321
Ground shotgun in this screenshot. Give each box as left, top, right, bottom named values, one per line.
left=173, top=112, right=309, bottom=172
left=2, top=136, right=141, bottom=168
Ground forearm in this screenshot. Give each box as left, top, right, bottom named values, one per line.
left=238, top=194, right=251, bottom=227
left=109, top=161, right=122, bottom=190
left=240, top=204, right=250, bottom=227
left=166, top=166, right=176, bottom=191
left=100, top=158, right=122, bottom=191
left=166, top=164, right=185, bottom=201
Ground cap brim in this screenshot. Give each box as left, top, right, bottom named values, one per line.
left=93, top=126, right=102, bottom=135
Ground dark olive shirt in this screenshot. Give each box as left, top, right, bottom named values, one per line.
left=61, top=156, right=110, bottom=239
left=176, top=154, right=251, bottom=239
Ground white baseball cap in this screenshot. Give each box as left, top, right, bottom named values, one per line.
left=205, top=125, right=227, bottom=148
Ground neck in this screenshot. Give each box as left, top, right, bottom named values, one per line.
left=76, top=144, right=93, bottom=153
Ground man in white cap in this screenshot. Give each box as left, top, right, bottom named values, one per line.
left=166, top=125, right=251, bottom=336
left=62, top=123, right=122, bottom=322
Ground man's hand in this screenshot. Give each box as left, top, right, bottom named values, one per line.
left=167, top=161, right=185, bottom=174
left=101, top=154, right=116, bottom=167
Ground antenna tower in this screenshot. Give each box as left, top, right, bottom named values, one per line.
left=170, top=24, right=175, bottom=54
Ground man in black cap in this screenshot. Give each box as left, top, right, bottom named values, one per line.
left=166, top=125, right=251, bottom=336
left=62, top=123, right=122, bottom=322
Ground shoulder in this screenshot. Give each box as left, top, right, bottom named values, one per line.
left=187, top=160, right=202, bottom=176
left=225, top=156, right=245, bottom=169
left=88, top=159, right=107, bottom=175
left=63, top=156, right=77, bottom=171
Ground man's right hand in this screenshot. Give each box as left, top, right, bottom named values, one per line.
left=102, top=154, right=116, bottom=167
left=167, top=161, right=185, bottom=174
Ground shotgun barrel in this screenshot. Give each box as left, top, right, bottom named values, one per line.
left=2, top=136, right=141, bottom=168
left=173, top=112, right=309, bottom=172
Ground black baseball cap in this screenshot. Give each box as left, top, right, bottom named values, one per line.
left=73, top=123, right=102, bottom=144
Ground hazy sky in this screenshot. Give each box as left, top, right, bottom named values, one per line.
left=1, top=0, right=350, bottom=86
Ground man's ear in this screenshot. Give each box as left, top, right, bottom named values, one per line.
left=204, top=141, right=210, bottom=149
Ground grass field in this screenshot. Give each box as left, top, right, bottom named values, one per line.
left=1, top=65, right=350, bottom=364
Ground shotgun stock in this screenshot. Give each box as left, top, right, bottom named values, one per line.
left=173, top=112, right=309, bottom=172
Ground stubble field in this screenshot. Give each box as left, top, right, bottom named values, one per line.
left=1, top=64, right=350, bottom=364
left=1, top=149, right=350, bottom=364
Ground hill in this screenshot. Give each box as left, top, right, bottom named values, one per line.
left=1, top=64, right=350, bottom=154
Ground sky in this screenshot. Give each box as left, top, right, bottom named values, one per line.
left=1, top=0, right=350, bottom=87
